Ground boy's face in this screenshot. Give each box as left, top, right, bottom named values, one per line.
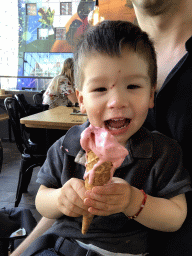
left=76, top=49, right=155, bottom=147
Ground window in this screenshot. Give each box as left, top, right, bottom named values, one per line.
left=0, top=0, right=95, bottom=91
left=26, top=3, right=37, bottom=16
left=54, top=27, right=66, bottom=40
left=37, top=28, right=49, bottom=40
left=60, top=2, right=72, bottom=15
left=23, top=52, right=73, bottom=78
left=17, top=52, right=74, bottom=91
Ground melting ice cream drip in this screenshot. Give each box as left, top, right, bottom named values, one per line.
left=80, top=124, right=128, bottom=184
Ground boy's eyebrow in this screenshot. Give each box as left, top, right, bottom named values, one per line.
left=123, top=74, right=150, bottom=81
left=87, top=74, right=150, bottom=85
left=86, top=77, right=108, bottom=85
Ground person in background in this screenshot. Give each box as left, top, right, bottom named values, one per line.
left=43, top=58, right=78, bottom=109
left=131, top=0, right=192, bottom=255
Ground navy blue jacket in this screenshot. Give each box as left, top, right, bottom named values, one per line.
left=144, top=36, right=192, bottom=174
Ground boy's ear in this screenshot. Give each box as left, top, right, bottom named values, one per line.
left=149, top=86, right=156, bottom=109
left=76, top=90, right=86, bottom=114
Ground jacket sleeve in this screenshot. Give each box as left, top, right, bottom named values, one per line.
left=152, top=133, right=192, bottom=199
left=36, top=136, right=65, bottom=188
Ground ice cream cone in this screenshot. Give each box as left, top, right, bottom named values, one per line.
left=80, top=125, right=128, bottom=234
left=82, top=150, right=112, bottom=234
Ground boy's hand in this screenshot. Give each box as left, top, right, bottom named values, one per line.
left=57, top=178, right=92, bottom=218
left=84, top=177, right=132, bottom=216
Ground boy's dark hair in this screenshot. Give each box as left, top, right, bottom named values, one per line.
left=74, top=20, right=157, bottom=90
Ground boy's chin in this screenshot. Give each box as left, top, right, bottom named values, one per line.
left=112, top=133, right=129, bottom=147
left=116, top=138, right=128, bottom=147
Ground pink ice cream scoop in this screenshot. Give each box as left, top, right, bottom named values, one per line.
left=80, top=124, right=128, bottom=184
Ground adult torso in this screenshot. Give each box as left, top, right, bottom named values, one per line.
left=144, top=36, right=192, bottom=171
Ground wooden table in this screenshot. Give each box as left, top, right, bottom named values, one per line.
left=0, top=94, right=13, bottom=99
left=20, top=106, right=88, bottom=130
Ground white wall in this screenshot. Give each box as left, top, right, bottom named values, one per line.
left=0, top=0, right=19, bottom=89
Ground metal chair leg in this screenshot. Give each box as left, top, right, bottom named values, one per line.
left=15, top=158, right=35, bottom=207
left=0, top=139, right=3, bottom=173
left=8, top=119, right=12, bottom=142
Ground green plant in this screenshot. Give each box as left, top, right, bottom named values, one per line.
left=38, top=7, right=55, bottom=27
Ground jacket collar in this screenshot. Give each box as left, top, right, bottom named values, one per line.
left=62, top=120, right=90, bottom=156
left=129, top=127, right=153, bottom=159
left=62, top=122, right=153, bottom=165
left=186, top=36, right=192, bottom=53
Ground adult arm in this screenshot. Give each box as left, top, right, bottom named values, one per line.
left=67, top=92, right=78, bottom=104
left=42, top=77, right=58, bottom=108
left=59, top=77, right=77, bottom=104
left=11, top=217, right=55, bottom=256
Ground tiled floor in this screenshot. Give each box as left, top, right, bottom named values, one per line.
left=0, top=141, right=42, bottom=222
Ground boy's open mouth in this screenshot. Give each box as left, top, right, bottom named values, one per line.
left=104, top=118, right=131, bottom=130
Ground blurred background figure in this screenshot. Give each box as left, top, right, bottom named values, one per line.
left=43, top=58, right=78, bottom=109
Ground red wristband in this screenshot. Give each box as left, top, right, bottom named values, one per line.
left=127, top=189, right=147, bottom=219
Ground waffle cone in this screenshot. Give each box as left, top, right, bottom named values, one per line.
left=82, top=150, right=112, bottom=234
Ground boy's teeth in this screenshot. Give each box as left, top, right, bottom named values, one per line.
left=108, top=124, right=127, bottom=130
left=113, top=118, right=124, bottom=121
left=105, top=118, right=130, bottom=130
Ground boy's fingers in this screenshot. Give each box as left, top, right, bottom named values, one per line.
left=70, top=178, right=86, bottom=200
left=86, top=200, right=118, bottom=216
left=92, top=183, right=125, bottom=195
left=84, top=192, right=119, bottom=206
left=60, top=203, right=90, bottom=217
left=92, top=185, right=117, bottom=194
left=85, top=198, right=110, bottom=212
left=86, top=190, right=109, bottom=202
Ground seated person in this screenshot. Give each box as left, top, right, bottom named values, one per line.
left=43, top=58, right=78, bottom=109
left=13, top=20, right=191, bottom=256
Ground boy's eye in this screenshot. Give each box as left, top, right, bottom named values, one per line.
left=127, top=84, right=140, bottom=89
left=94, top=87, right=107, bottom=92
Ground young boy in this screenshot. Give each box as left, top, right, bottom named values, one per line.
left=22, top=21, right=191, bottom=256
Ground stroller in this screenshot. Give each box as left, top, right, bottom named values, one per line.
left=0, top=207, right=36, bottom=256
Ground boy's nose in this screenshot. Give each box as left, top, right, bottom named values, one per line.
left=107, top=90, right=128, bottom=109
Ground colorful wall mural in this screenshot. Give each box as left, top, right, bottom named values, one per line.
left=17, top=0, right=135, bottom=90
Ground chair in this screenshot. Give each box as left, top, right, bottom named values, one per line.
left=0, top=139, right=3, bottom=173
left=14, top=94, right=48, bottom=145
left=4, top=97, right=47, bottom=207
left=33, top=90, right=47, bottom=107
left=33, top=92, right=44, bottom=106
left=15, top=93, right=49, bottom=115
left=14, top=94, right=29, bottom=116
